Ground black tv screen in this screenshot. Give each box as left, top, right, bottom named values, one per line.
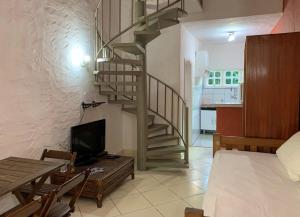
left=71, top=119, right=105, bottom=164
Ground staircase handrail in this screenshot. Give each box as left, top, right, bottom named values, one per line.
left=95, top=0, right=185, bottom=59
left=147, top=73, right=189, bottom=148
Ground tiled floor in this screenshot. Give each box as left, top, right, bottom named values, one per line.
left=73, top=147, right=213, bottom=217
left=192, top=134, right=213, bottom=148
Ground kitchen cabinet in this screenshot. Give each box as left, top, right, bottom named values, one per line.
left=217, top=106, right=243, bottom=136
left=201, top=108, right=216, bottom=132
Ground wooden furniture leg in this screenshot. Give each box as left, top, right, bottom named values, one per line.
left=14, top=174, right=50, bottom=204
left=25, top=174, right=50, bottom=203
left=12, top=191, right=26, bottom=205
left=96, top=194, right=103, bottom=208
left=131, top=172, right=135, bottom=179
left=185, top=208, right=205, bottom=217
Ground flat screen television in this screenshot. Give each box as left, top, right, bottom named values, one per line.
left=71, top=119, right=106, bottom=166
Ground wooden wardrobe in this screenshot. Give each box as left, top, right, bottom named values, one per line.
left=244, top=32, right=300, bottom=139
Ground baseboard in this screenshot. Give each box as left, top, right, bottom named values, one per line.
left=200, top=130, right=216, bottom=134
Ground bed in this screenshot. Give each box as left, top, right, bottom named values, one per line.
left=185, top=134, right=300, bottom=217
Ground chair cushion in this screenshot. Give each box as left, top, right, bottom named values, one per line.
left=276, top=131, right=300, bottom=181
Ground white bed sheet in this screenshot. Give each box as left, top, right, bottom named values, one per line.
left=203, top=150, right=300, bottom=217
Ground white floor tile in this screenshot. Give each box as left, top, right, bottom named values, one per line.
left=131, top=175, right=161, bottom=192
left=112, top=194, right=151, bottom=214
left=142, top=188, right=179, bottom=206
left=192, top=134, right=213, bottom=148
left=75, top=147, right=212, bottom=217
left=155, top=200, right=190, bottom=217
left=191, top=178, right=209, bottom=191
left=151, top=173, right=176, bottom=183
left=78, top=198, right=121, bottom=217
left=72, top=211, right=82, bottom=217
left=184, top=194, right=204, bottom=209
left=138, top=183, right=168, bottom=193
left=121, top=207, right=162, bottom=217
left=168, top=181, right=204, bottom=198
left=109, top=183, right=140, bottom=199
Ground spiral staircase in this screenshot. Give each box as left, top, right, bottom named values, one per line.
left=94, top=0, right=189, bottom=170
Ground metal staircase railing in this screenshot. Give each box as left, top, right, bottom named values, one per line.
left=147, top=73, right=189, bottom=161
left=94, top=39, right=137, bottom=102
left=94, top=0, right=189, bottom=169
left=95, top=0, right=185, bottom=60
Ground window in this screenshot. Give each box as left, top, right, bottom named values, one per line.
left=206, top=70, right=243, bottom=87
left=207, top=71, right=222, bottom=87
left=225, top=70, right=240, bottom=85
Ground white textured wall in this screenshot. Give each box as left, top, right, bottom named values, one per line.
left=147, top=25, right=181, bottom=93
left=0, top=0, right=95, bottom=160
left=180, top=25, right=201, bottom=99
left=180, top=25, right=201, bottom=144
left=203, top=41, right=245, bottom=70
left=0, top=0, right=123, bottom=213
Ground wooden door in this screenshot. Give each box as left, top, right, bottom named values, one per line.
left=244, top=32, right=300, bottom=139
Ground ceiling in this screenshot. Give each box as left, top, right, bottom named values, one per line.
left=183, top=13, right=282, bottom=43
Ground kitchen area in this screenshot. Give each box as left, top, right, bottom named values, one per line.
left=184, top=14, right=282, bottom=149
left=201, top=73, right=243, bottom=136
left=192, top=42, right=245, bottom=148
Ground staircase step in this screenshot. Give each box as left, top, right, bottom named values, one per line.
left=134, top=30, right=161, bottom=46
left=158, top=8, right=187, bottom=20
left=112, top=43, right=145, bottom=55
left=97, top=71, right=142, bottom=76
left=122, top=108, right=155, bottom=124
left=97, top=58, right=143, bottom=66
left=145, top=159, right=188, bottom=168
left=145, top=8, right=187, bottom=21
left=147, top=115, right=155, bottom=125
left=148, top=124, right=169, bottom=133
left=95, top=81, right=138, bottom=86
left=137, top=8, right=185, bottom=32
left=147, top=145, right=185, bottom=156
left=138, top=18, right=179, bottom=32
left=100, top=91, right=137, bottom=96
left=157, top=18, right=180, bottom=30
left=148, top=134, right=179, bottom=145
left=122, top=107, right=137, bottom=115
left=108, top=100, right=136, bottom=105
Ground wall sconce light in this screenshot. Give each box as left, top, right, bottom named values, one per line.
left=71, top=47, right=91, bottom=67
left=228, top=32, right=236, bottom=42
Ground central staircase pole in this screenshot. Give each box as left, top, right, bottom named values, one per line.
left=136, top=0, right=148, bottom=170
left=136, top=54, right=148, bottom=170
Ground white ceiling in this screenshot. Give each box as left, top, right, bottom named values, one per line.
left=183, top=13, right=282, bottom=43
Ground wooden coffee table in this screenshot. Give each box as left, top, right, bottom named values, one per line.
left=51, top=156, right=134, bottom=208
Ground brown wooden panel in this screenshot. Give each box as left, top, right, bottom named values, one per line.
left=213, top=133, right=286, bottom=156
left=216, top=107, right=243, bottom=136
left=244, top=32, right=300, bottom=139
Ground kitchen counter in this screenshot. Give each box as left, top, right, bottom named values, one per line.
left=200, top=104, right=244, bottom=136
left=201, top=103, right=243, bottom=108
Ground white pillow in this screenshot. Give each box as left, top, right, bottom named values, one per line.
left=276, top=132, right=300, bottom=181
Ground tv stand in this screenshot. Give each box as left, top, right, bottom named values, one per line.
left=97, top=151, right=108, bottom=158
left=51, top=155, right=134, bottom=207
